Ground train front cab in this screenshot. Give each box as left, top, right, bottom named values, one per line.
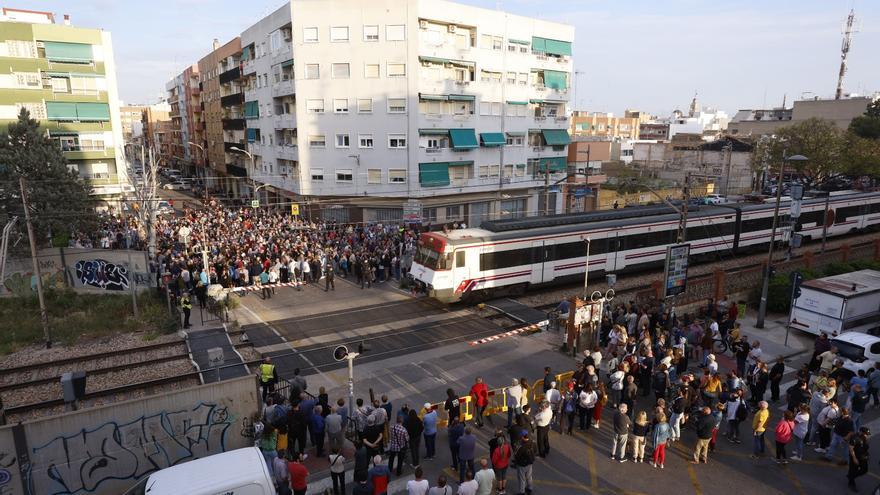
left=411, top=232, right=460, bottom=303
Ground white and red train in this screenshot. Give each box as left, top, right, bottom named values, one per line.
left=410, top=191, right=880, bottom=303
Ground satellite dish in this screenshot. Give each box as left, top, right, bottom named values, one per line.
left=333, top=345, right=349, bottom=361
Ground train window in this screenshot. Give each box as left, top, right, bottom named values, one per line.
left=742, top=215, right=774, bottom=232
left=553, top=239, right=607, bottom=261
left=798, top=210, right=823, bottom=226
left=836, top=205, right=861, bottom=223
left=479, top=248, right=532, bottom=271
left=688, top=220, right=735, bottom=240
left=870, top=202, right=880, bottom=214
left=455, top=251, right=465, bottom=268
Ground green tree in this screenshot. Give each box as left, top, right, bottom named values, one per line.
left=0, top=108, right=97, bottom=245
left=754, top=118, right=844, bottom=187
left=849, top=100, right=880, bottom=140
left=842, top=132, right=880, bottom=177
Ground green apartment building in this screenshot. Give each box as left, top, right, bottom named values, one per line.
left=0, top=7, right=128, bottom=202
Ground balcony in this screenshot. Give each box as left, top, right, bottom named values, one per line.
left=242, top=59, right=256, bottom=76
left=271, top=80, right=295, bottom=97
left=276, top=145, right=298, bottom=160
left=220, top=93, right=243, bottom=108
left=222, top=118, right=246, bottom=131
left=274, top=114, right=296, bottom=129
left=219, top=67, right=241, bottom=85
left=226, top=163, right=248, bottom=177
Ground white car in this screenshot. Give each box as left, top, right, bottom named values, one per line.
left=830, top=332, right=880, bottom=377
left=162, top=181, right=191, bottom=191
left=156, top=200, right=174, bottom=215
left=705, top=194, right=727, bottom=205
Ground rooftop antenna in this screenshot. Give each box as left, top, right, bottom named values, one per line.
left=835, top=9, right=857, bottom=100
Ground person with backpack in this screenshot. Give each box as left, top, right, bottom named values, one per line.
left=513, top=432, right=536, bottom=495
left=727, top=390, right=748, bottom=443
left=490, top=434, right=511, bottom=495
left=561, top=383, right=577, bottom=435
left=774, top=410, right=796, bottom=464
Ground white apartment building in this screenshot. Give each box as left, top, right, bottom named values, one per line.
left=242, top=0, right=574, bottom=226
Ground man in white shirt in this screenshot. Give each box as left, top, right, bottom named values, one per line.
left=407, top=466, right=430, bottom=495
left=545, top=382, right=561, bottom=429
left=473, top=458, right=495, bottom=495
left=457, top=470, right=478, bottom=495
left=534, top=401, right=553, bottom=457
left=578, top=387, right=598, bottom=431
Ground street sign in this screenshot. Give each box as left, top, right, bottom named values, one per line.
left=250, top=200, right=259, bottom=208
left=290, top=204, right=300, bottom=216
left=790, top=184, right=804, bottom=201
left=574, top=187, right=593, bottom=198
left=790, top=199, right=802, bottom=219
left=663, top=244, right=691, bottom=298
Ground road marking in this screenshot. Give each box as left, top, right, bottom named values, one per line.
left=586, top=434, right=598, bottom=490
left=781, top=464, right=807, bottom=495
left=687, top=464, right=702, bottom=495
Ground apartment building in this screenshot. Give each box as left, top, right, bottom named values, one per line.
left=165, top=64, right=197, bottom=168
left=165, top=0, right=573, bottom=225
left=569, top=111, right=640, bottom=140
left=0, top=7, right=128, bottom=201
left=142, top=101, right=171, bottom=154
left=119, top=103, right=145, bottom=143
left=198, top=38, right=242, bottom=191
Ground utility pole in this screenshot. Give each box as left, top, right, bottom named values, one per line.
left=835, top=9, right=856, bottom=100
left=677, top=173, right=691, bottom=243
left=127, top=250, right=139, bottom=318
left=544, top=163, right=550, bottom=216
left=582, top=147, right=591, bottom=213
left=20, top=178, right=51, bottom=348
left=820, top=192, right=831, bottom=254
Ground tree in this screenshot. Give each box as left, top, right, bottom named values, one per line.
left=843, top=132, right=880, bottom=178
left=849, top=100, right=880, bottom=140
left=0, top=108, right=97, bottom=245
left=752, top=118, right=845, bottom=187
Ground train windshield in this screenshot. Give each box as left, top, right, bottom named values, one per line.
left=415, top=246, right=452, bottom=270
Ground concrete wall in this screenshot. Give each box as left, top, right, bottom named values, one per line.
left=0, top=375, right=259, bottom=495
left=2, top=248, right=152, bottom=296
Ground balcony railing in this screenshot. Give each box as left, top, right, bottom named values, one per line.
left=219, top=67, right=241, bottom=85
left=220, top=93, right=244, bottom=108
left=61, top=145, right=106, bottom=152
left=271, top=80, right=295, bottom=97
left=222, top=118, right=246, bottom=130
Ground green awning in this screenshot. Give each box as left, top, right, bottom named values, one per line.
left=544, top=70, right=568, bottom=90
left=48, top=130, right=79, bottom=136
left=480, top=132, right=505, bottom=147
left=531, top=37, right=546, bottom=52
left=506, top=131, right=526, bottom=137
left=508, top=39, right=530, bottom=45
left=419, top=94, right=448, bottom=101
left=449, top=128, right=478, bottom=149
left=43, top=41, right=93, bottom=63
left=542, top=129, right=570, bottom=146
left=241, top=46, right=251, bottom=61
left=506, top=100, right=528, bottom=105
left=45, top=102, right=78, bottom=120
left=247, top=128, right=257, bottom=143
left=419, top=56, right=448, bottom=64
left=244, top=101, right=260, bottom=119
left=540, top=156, right=567, bottom=172
left=281, top=59, right=294, bottom=68
left=448, top=94, right=475, bottom=102
left=448, top=161, right=473, bottom=167
left=419, top=163, right=450, bottom=187
left=76, top=103, right=110, bottom=121
left=532, top=37, right=572, bottom=56
left=529, top=99, right=543, bottom=104
left=419, top=128, right=449, bottom=135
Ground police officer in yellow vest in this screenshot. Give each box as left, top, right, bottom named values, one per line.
left=258, top=357, right=276, bottom=402
left=180, top=291, right=192, bottom=329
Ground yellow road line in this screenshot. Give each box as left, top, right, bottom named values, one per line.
left=587, top=434, right=599, bottom=490
left=687, top=464, right=702, bottom=495
left=781, top=465, right=807, bottom=495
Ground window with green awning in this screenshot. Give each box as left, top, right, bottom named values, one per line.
left=419, top=128, right=449, bottom=135
left=43, top=41, right=93, bottom=63
left=76, top=103, right=110, bottom=121
left=419, top=94, right=448, bottom=101
left=241, top=46, right=251, bottom=61
left=419, top=163, right=450, bottom=187
left=544, top=70, right=568, bottom=90
left=244, top=101, right=260, bottom=119
left=540, top=156, right=567, bottom=172
left=531, top=37, right=572, bottom=57
left=448, top=161, right=473, bottom=167
left=281, top=59, right=294, bottom=68
left=542, top=129, right=570, bottom=146
left=247, top=128, right=257, bottom=143
left=449, top=128, right=478, bottom=149
left=508, top=39, right=530, bottom=45
left=480, top=132, right=505, bottom=147
left=448, top=94, right=475, bottom=101
left=419, top=56, right=449, bottom=64
left=45, top=102, right=77, bottom=120
left=506, top=100, right=528, bottom=105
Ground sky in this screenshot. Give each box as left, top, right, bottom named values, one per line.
left=25, top=0, right=880, bottom=117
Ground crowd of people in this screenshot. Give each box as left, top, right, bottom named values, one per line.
left=149, top=200, right=430, bottom=306
left=67, top=211, right=144, bottom=250
left=249, top=298, right=874, bottom=495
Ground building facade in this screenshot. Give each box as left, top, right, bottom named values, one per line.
left=165, top=0, right=574, bottom=225
left=569, top=111, right=640, bottom=140
left=197, top=38, right=241, bottom=190
left=728, top=96, right=875, bottom=137
left=631, top=137, right=754, bottom=195
left=0, top=7, right=128, bottom=200
left=142, top=101, right=171, bottom=153
left=119, top=103, right=145, bottom=143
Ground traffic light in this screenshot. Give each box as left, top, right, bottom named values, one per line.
left=790, top=271, right=804, bottom=299
left=768, top=265, right=777, bottom=278
left=333, top=345, right=348, bottom=361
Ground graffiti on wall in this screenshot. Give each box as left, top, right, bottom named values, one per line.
left=74, top=260, right=129, bottom=291
left=0, top=450, right=15, bottom=495
left=2, top=270, right=66, bottom=296
left=28, top=402, right=232, bottom=495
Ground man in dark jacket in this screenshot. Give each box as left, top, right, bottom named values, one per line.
left=786, top=380, right=810, bottom=413
left=693, top=407, right=715, bottom=464
left=769, top=357, right=786, bottom=402
left=514, top=432, right=536, bottom=495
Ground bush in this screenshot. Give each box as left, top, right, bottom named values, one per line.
left=823, top=262, right=855, bottom=277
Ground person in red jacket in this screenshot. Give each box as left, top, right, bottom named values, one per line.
left=774, top=410, right=796, bottom=465
left=288, top=451, right=309, bottom=495
left=470, top=377, right=489, bottom=428
left=490, top=435, right=511, bottom=495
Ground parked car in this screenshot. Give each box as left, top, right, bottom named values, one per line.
left=704, top=194, right=727, bottom=205
left=162, top=181, right=191, bottom=191
left=829, top=332, right=880, bottom=379
left=156, top=200, right=174, bottom=215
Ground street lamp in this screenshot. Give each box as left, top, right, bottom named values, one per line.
left=229, top=146, right=260, bottom=202
left=756, top=153, right=808, bottom=328
left=348, top=154, right=360, bottom=196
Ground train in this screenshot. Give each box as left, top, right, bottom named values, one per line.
left=409, top=191, right=880, bottom=303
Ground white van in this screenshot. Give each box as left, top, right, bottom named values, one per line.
left=123, top=447, right=276, bottom=495
left=830, top=332, right=880, bottom=377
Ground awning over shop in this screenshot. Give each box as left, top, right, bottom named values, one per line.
left=542, top=129, right=571, bottom=146
left=449, top=128, right=478, bottom=149
left=479, top=132, right=505, bottom=147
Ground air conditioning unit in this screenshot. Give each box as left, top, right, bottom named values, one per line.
left=448, top=24, right=457, bottom=33
left=419, top=20, right=428, bottom=29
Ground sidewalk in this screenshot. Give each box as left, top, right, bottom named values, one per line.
left=735, top=309, right=813, bottom=360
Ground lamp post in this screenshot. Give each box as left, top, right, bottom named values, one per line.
left=756, top=153, right=808, bottom=329
left=348, top=154, right=361, bottom=197
left=229, top=146, right=259, bottom=202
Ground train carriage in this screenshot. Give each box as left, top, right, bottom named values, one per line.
left=410, top=192, right=880, bottom=303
